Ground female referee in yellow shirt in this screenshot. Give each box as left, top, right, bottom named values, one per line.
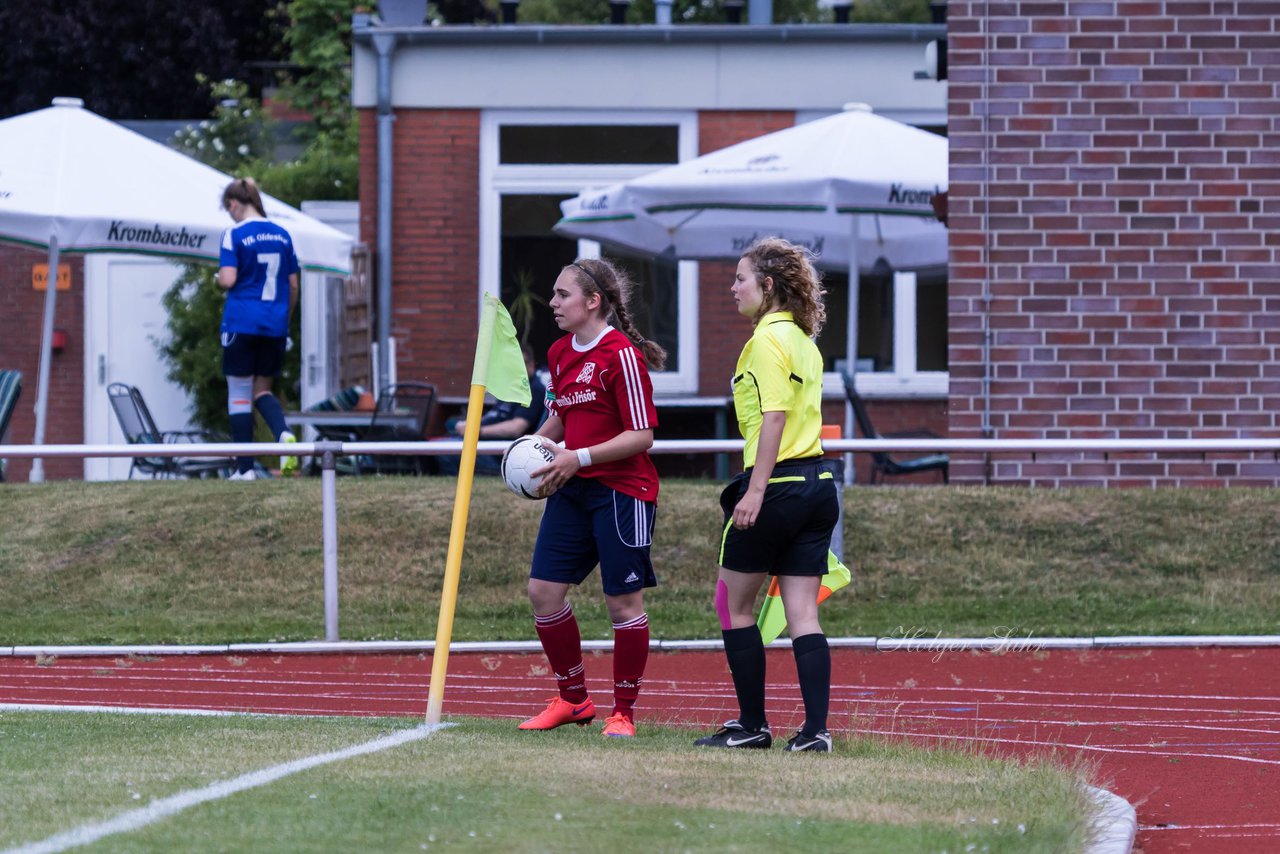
left=694, top=237, right=838, bottom=753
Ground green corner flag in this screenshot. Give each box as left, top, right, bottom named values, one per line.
left=474, top=293, right=531, bottom=406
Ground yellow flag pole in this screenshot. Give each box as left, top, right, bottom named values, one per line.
left=425, top=300, right=497, bottom=725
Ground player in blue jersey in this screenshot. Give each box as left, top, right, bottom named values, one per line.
left=217, top=178, right=301, bottom=480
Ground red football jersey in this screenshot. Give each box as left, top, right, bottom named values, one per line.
left=546, top=327, right=660, bottom=501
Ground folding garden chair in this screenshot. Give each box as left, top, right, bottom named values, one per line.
left=107, top=382, right=234, bottom=479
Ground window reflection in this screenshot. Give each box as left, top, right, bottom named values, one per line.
left=498, top=194, right=677, bottom=372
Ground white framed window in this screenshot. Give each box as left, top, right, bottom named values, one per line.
left=479, top=110, right=699, bottom=394
left=819, top=268, right=949, bottom=399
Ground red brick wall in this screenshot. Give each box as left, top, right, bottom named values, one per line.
left=359, top=109, right=482, bottom=398
left=947, top=0, right=1280, bottom=486
left=0, top=246, right=86, bottom=481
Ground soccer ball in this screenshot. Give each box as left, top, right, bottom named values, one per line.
left=501, top=435, right=558, bottom=500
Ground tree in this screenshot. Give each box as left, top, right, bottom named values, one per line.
left=452, top=0, right=926, bottom=24
left=158, top=79, right=302, bottom=434
left=160, top=1, right=361, bottom=433
left=0, top=0, right=288, bottom=120
left=259, top=0, right=362, bottom=206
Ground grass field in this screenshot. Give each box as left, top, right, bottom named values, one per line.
left=2, top=478, right=1279, bottom=644
left=0, top=711, right=1093, bottom=853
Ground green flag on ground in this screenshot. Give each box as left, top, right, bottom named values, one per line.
left=474, top=292, right=531, bottom=406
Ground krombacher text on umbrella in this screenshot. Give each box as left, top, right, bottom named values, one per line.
left=107, top=221, right=208, bottom=249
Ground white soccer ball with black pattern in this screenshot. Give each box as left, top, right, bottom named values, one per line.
left=501, top=435, right=557, bottom=500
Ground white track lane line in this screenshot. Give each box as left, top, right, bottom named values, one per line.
left=12, top=665, right=1280, bottom=713
left=16, top=662, right=1280, bottom=707
left=1, top=723, right=449, bottom=854
left=0, top=703, right=269, bottom=717
left=17, top=668, right=1280, bottom=709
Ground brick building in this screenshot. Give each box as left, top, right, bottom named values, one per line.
left=947, top=0, right=1280, bottom=485
left=351, top=22, right=949, bottom=481
left=0, top=250, right=85, bottom=481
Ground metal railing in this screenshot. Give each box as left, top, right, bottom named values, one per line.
left=7, top=436, right=1280, bottom=642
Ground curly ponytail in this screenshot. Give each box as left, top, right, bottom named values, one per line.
left=740, top=237, right=826, bottom=337
left=565, top=259, right=668, bottom=371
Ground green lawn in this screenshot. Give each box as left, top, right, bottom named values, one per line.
left=0, top=711, right=1092, bottom=853
left=1, top=478, right=1278, bottom=644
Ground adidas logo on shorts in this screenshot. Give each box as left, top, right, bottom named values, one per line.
left=624, top=572, right=639, bottom=583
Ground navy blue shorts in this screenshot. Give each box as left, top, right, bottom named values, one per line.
left=718, top=457, right=839, bottom=576
left=530, top=477, right=658, bottom=597
left=221, top=332, right=286, bottom=378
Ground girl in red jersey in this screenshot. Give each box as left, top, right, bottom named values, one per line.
left=517, top=258, right=667, bottom=739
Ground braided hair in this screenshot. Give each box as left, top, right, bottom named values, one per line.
left=740, top=237, right=827, bottom=337
left=563, top=258, right=668, bottom=371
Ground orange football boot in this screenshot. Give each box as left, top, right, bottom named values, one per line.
left=602, top=713, right=635, bottom=738
left=518, top=696, right=596, bottom=730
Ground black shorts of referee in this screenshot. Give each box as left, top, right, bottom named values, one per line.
left=717, top=456, right=839, bottom=577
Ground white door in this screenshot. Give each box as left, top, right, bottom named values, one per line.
left=299, top=200, right=359, bottom=411
left=84, top=255, right=197, bottom=480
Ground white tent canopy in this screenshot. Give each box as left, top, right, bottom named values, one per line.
left=0, top=99, right=354, bottom=273
left=554, top=103, right=948, bottom=272
left=0, top=98, right=355, bottom=481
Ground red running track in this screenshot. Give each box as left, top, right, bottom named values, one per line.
left=3, top=645, right=1279, bottom=853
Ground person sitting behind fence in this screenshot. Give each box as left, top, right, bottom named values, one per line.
left=435, top=343, right=547, bottom=476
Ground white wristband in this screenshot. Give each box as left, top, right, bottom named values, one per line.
left=576, top=447, right=593, bottom=468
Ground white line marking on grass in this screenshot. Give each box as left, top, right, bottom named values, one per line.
left=2, top=723, right=449, bottom=854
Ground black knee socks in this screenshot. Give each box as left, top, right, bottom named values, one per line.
left=792, top=632, right=830, bottom=737
left=253, top=393, right=289, bottom=440
left=722, top=624, right=767, bottom=730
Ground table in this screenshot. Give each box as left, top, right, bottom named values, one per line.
left=284, top=410, right=420, bottom=433
left=284, top=410, right=427, bottom=475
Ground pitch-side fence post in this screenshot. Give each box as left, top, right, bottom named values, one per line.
left=317, top=440, right=343, bottom=642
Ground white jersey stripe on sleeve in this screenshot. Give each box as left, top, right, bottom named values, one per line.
left=619, top=348, right=638, bottom=427
left=620, top=348, right=649, bottom=429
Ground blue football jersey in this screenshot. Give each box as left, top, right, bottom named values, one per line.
left=219, top=218, right=300, bottom=336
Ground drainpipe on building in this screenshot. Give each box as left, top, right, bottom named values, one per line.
left=373, top=32, right=396, bottom=398
left=979, top=0, right=994, bottom=483
left=654, top=0, right=672, bottom=25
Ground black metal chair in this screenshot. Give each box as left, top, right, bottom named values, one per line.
left=107, top=382, right=234, bottom=480
left=0, top=369, right=22, bottom=482
left=842, top=371, right=949, bottom=485
left=358, top=381, right=437, bottom=475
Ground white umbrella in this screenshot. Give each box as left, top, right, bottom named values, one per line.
left=0, top=98, right=355, bottom=481
left=554, top=105, right=947, bottom=480
left=554, top=103, right=947, bottom=272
